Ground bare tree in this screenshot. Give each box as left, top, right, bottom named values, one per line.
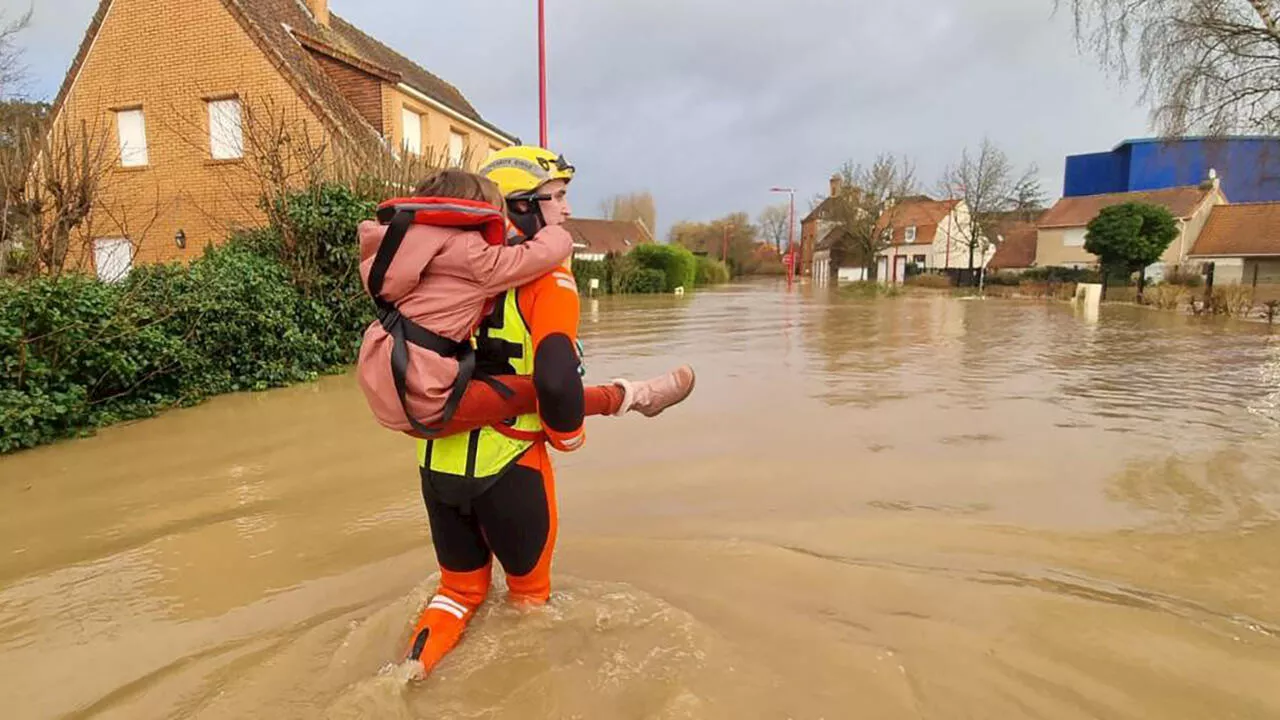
left=937, top=138, right=1041, bottom=289
left=1059, top=0, right=1280, bottom=134
left=668, top=212, right=761, bottom=273
left=823, top=155, right=918, bottom=281
left=600, top=191, right=657, bottom=235
left=0, top=7, right=32, bottom=100
left=757, top=203, right=789, bottom=253
left=0, top=111, right=136, bottom=279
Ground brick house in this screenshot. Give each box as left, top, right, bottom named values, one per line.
left=50, top=0, right=516, bottom=280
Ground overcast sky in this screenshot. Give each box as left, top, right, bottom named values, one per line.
left=10, top=0, right=1152, bottom=236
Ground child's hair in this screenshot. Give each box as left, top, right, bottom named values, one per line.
left=414, top=169, right=505, bottom=210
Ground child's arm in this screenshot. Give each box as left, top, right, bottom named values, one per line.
left=519, top=265, right=586, bottom=453
left=469, top=225, right=573, bottom=294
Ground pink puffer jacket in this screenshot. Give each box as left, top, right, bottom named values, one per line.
left=355, top=220, right=572, bottom=432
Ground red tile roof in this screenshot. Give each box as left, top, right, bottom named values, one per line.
left=1037, top=186, right=1211, bottom=229
left=878, top=198, right=960, bottom=246
left=564, top=218, right=654, bottom=255
left=987, top=218, right=1040, bottom=269
left=1188, top=203, right=1280, bottom=257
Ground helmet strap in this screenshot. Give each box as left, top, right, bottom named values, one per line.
left=506, top=199, right=547, bottom=243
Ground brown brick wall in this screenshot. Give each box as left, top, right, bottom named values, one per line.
left=53, top=0, right=327, bottom=272
left=307, top=50, right=383, bottom=131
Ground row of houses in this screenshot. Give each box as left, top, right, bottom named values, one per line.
left=40, top=0, right=642, bottom=281
left=801, top=137, right=1280, bottom=287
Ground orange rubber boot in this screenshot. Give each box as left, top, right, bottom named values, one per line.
left=405, top=563, right=492, bottom=674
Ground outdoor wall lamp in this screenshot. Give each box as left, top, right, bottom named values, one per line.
left=175, top=229, right=186, bottom=249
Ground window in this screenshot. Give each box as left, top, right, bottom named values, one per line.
left=115, top=108, right=148, bottom=167
left=449, top=130, right=467, bottom=167
left=93, top=238, right=133, bottom=282
left=208, top=98, right=243, bottom=160
left=401, top=107, right=422, bottom=155
left=1063, top=228, right=1087, bottom=247
left=904, top=226, right=917, bottom=243
left=913, top=254, right=927, bottom=266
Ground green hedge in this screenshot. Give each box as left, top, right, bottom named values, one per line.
left=695, top=256, right=730, bottom=286
left=628, top=244, right=697, bottom=292
left=0, top=242, right=374, bottom=453
left=616, top=267, right=666, bottom=294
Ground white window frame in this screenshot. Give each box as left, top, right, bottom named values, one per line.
left=905, top=225, right=917, bottom=243
left=401, top=107, right=422, bottom=156
left=93, top=237, right=134, bottom=283
left=207, top=98, right=244, bottom=160
left=115, top=108, right=148, bottom=167
left=448, top=130, right=467, bottom=167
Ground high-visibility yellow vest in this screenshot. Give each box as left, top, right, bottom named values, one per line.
left=417, top=290, right=541, bottom=480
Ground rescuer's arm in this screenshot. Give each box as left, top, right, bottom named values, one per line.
left=520, top=265, right=586, bottom=452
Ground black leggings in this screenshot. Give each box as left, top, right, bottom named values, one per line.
left=421, top=459, right=555, bottom=584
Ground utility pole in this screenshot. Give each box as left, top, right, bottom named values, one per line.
left=538, top=0, right=548, bottom=147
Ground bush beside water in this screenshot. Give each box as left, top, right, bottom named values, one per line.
left=2, top=185, right=729, bottom=452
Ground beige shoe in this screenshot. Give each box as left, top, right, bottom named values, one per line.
left=613, top=365, right=696, bottom=417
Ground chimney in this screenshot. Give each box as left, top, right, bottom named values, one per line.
left=306, top=0, right=329, bottom=26
left=829, top=174, right=843, bottom=198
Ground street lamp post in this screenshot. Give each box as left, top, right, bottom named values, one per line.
left=538, top=0, right=548, bottom=147
left=771, top=187, right=796, bottom=290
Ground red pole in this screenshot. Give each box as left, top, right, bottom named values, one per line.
left=787, top=191, right=796, bottom=290
left=538, top=0, right=548, bottom=148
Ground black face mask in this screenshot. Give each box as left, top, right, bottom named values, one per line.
left=506, top=200, right=546, bottom=244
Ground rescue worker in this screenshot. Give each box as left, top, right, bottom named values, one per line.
left=404, top=146, right=695, bottom=674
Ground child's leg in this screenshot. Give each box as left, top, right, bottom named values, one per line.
left=433, top=376, right=626, bottom=436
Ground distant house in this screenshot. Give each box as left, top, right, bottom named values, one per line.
left=1035, top=181, right=1226, bottom=275
left=801, top=174, right=849, bottom=279
left=1065, top=136, right=1280, bottom=203
left=563, top=218, right=654, bottom=262
left=50, top=0, right=515, bottom=280
left=1187, top=203, right=1280, bottom=286
left=876, top=197, right=978, bottom=284
left=985, top=213, right=1044, bottom=273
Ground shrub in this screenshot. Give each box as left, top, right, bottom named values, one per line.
left=1, top=182, right=380, bottom=454
left=984, top=271, right=1022, bottom=287
left=906, top=273, right=951, bottom=289
left=1021, top=266, right=1102, bottom=284
left=1147, top=284, right=1191, bottom=310
left=628, top=244, right=697, bottom=292
left=572, top=258, right=608, bottom=294
left=695, top=256, right=730, bottom=286
left=1210, top=285, right=1254, bottom=316
left=616, top=267, right=666, bottom=294
left=1162, top=265, right=1204, bottom=287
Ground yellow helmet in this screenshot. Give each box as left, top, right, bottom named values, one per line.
left=479, top=145, right=575, bottom=200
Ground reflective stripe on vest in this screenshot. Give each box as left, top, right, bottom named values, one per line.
left=418, top=290, right=542, bottom=478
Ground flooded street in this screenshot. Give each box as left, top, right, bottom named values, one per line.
left=2, top=279, right=1279, bottom=719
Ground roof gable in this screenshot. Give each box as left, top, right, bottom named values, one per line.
left=1188, top=203, right=1280, bottom=257
left=879, top=198, right=960, bottom=245
left=50, top=0, right=514, bottom=147
left=1037, top=186, right=1211, bottom=229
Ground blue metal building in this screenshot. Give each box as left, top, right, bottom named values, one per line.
left=1063, top=136, right=1280, bottom=203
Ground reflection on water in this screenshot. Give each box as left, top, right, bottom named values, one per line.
left=1, top=278, right=1279, bottom=719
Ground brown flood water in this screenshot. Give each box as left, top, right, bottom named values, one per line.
left=2, top=279, right=1280, bottom=719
